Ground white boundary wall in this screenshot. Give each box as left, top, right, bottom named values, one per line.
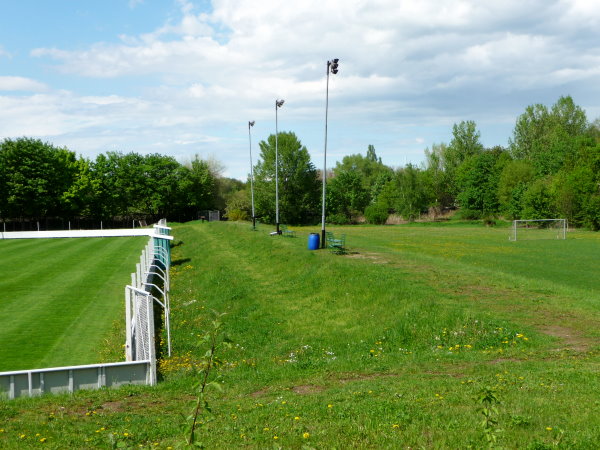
left=0, top=222, right=173, bottom=400
left=0, top=361, right=152, bottom=399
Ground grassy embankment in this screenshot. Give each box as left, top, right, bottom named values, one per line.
left=0, top=221, right=599, bottom=448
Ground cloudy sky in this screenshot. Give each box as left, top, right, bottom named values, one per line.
left=1, top=0, right=599, bottom=179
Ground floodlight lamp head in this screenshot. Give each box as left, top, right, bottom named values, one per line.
left=249, top=120, right=255, bottom=127
left=329, top=58, right=339, bottom=74
left=276, top=99, right=285, bottom=108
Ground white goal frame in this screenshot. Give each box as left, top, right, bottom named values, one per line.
left=509, top=219, right=567, bottom=241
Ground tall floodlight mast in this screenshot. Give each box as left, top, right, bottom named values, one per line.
left=321, top=58, right=339, bottom=248
left=275, top=99, right=285, bottom=234
left=248, top=120, right=256, bottom=230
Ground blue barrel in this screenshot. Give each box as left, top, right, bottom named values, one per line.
left=307, top=233, right=320, bottom=250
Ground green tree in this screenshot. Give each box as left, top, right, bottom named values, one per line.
left=333, top=145, right=393, bottom=201
left=447, top=120, right=484, bottom=165
left=509, top=96, right=587, bottom=175
left=253, top=132, right=320, bottom=225
left=455, top=147, right=509, bottom=216
left=177, top=156, right=217, bottom=216
left=0, top=138, right=81, bottom=219
left=147, top=154, right=183, bottom=217
left=497, top=160, right=535, bottom=219
left=224, top=189, right=251, bottom=221
left=90, top=152, right=193, bottom=219
left=582, top=194, right=600, bottom=231
left=552, top=167, right=595, bottom=225
left=396, top=164, right=430, bottom=221
left=427, top=121, right=484, bottom=205
left=58, top=156, right=98, bottom=217
left=326, top=170, right=369, bottom=223
left=379, top=165, right=429, bottom=222
left=215, top=177, right=245, bottom=211
left=90, top=152, right=146, bottom=218
left=521, top=178, right=556, bottom=220
left=423, top=142, right=454, bottom=211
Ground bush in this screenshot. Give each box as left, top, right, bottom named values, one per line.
left=456, top=209, right=482, bottom=220
left=364, top=203, right=389, bottom=225
left=328, top=213, right=352, bottom=225
left=483, top=215, right=497, bottom=227
left=225, top=209, right=248, bottom=221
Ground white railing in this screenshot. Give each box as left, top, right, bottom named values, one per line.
left=1, top=227, right=169, bottom=240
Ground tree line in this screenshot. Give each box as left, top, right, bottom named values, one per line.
left=228, top=96, right=600, bottom=230
left=0, top=138, right=245, bottom=226
left=2, top=95, right=599, bottom=230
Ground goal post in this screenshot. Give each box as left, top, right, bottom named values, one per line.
left=509, top=219, right=567, bottom=241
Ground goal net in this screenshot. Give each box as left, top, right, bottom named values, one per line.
left=509, top=219, right=567, bottom=241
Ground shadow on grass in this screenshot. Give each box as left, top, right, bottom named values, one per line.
left=171, top=258, right=191, bottom=266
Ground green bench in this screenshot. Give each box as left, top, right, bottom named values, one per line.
left=326, top=231, right=346, bottom=254
left=280, top=224, right=296, bottom=238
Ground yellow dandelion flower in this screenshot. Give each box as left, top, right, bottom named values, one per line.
left=327, top=404, right=333, bottom=408
left=40, top=437, right=47, bottom=443
left=392, top=424, right=400, bottom=428
left=294, top=416, right=300, bottom=421
left=546, top=427, right=553, bottom=431
left=303, top=432, right=310, bottom=439
left=273, top=436, right=279, bottom=440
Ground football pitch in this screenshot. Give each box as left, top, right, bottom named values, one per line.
left=0, top=236, right=146, bottom=371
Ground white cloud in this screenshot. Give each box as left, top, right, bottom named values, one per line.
left=30, top=1, right=598, bottom=95
left=8, top=0, right=600, bottom=177
left=0, top=76, right=47, bottom=92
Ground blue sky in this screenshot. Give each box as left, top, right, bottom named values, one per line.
left=1, top=0, right=600, bottom=179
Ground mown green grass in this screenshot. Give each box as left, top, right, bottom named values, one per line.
left=1, top=221, right=599, bottom=448
left=0, top=237, right=146, bottom=371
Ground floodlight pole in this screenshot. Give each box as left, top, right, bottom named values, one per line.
left=275, top=99, right=284, bottom=234
left=322, top=59, right=339, bottom=248
left=248, top=120, right=256, bottom=230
